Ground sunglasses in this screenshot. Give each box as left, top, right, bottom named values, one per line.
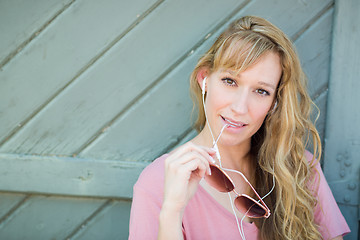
left=205, top=163, right=271, bottom=218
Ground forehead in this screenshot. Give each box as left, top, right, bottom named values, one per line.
left=217, top=52, right=282, bottom=89
left=213, top=32, right=279, bottom=73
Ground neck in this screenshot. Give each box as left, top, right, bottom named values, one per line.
left=217, top=141, right=252, bottom=170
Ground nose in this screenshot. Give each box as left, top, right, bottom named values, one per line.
left=230, top=90, right=249, bottom=115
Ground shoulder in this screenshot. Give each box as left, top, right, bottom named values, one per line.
left=133, top=154, right=169, bottom=195
left=304, top=150, right=323, bottom=179
left=304, top=151, right=351, bottom=238
left=129, top=154, right=169, bottom=239
left=304, top=150, right=318, bottom=166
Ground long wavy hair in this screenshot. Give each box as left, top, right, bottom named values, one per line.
left=189, top=16, right=322, bottom=239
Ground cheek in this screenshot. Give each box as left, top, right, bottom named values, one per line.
left=206, top=89, right=228, bottom=111
left=250, top=101, right=272, bottom=122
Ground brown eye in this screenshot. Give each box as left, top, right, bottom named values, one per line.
left=222, top=78, right=236, bottom=86
left=256, top=89, right=270, bottom=96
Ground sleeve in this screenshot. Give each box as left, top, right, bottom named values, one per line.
left=312, top=162, right=351, bottom=239
left=128, top=183, right=162, bottom=240
left=128, top=155, right=167, bottom=240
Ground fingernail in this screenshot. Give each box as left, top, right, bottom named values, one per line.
left=208, top=167, right=212, bottom=175
left=210, top=156, right=216, bottom=163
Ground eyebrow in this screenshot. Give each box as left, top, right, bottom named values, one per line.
left=224, top=70, right=277, bottom=91
left=257, top=81, right=277, bottom=91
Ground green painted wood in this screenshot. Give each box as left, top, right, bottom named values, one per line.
left=80, top=53, right=199, bottom=161
left=324, top=0, right=360, bottom=239
left=0, top=0, right=73, bottom=64
left=0, top=0, right=159, bottom=145
left=0, top=0, right=246, bottom=157
left=71, top=200, right=131, bottom=240
left=240, top=0, right=333, bottom=38
left=0, top=195, right=105, bottom=239
left=80, top=0, right=333, bottom=162
left=173, top=129, right=198, bottom=150
left=0, top=154, right=147, bottom=198
left=296, top=8, right=333, bottom=99
left=294, top=7, right=334, bottom=151
left=0, top=193, right=26, bottom=219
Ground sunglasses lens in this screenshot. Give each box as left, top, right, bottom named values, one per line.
left=206, top=165, right=234, bottom=192
left=234, top=196, right=266, bottom=218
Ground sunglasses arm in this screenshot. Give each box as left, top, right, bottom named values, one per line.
left=222, top=167, right=271, bottom=213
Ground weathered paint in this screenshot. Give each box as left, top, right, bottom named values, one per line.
left=324, top=0, right=360, bottom=238
left=0, top=153, right=147, bottom=198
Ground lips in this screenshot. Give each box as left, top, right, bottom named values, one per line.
left=221, top=116, right=247, bottom=128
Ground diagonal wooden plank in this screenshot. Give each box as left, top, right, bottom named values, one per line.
left=242, top=0, right=333, bottom=37
left=296, top=8, right=333, bottom=99
left=0, top=0, right=73, bottom=65
left=67, top=200, right=131, bottom=240
left=0, top=193, right=28, bottom=224
left=0, top=195, right=106, bottom=239
left=0, top=0, right=160, bottom=146
left=294, top=7, right=334, bottom=153
left=80, top=0, right=334, bottom=162
left=0, top=0, right=247, bottom=156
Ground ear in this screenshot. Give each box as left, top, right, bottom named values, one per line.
left=196, top=68, right=209, bottom=92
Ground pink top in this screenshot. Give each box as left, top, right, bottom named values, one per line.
left=129, top=152, right=350, bottom=239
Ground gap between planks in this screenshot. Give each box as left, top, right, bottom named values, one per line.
left=76, top=0, right=332, bottom=157
left=0, top=0, right=76, bottom=70
left=73, top=0, right=252, bottom=156
left=64, top=199, right=113, bottom=240
left=0, top=194, right=31, bottom=228
left=0, top=0, right=165, bottom=149
left=1, top=0, right=333, bottom=159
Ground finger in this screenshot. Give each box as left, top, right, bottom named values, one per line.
left=167, top=142, right=214, bottom=166
left=167, top=151, right=208, bottom=171
left=197, top=145, right=217, bottom=164
left=180, top=157, right=208, bottom=179
left=182, top=142, right=216, bottom=164
left=166, top=151, right=211, bottom=177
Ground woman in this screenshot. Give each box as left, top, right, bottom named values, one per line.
left=129, top=16, right=350, bottom=240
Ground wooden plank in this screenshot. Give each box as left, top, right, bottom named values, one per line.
left=80, top=55, right=199, bottom=161
left=0, top=0, right=159, bottom=145
left=0, top=195, right=105, bottom=239
left=70, top=200, right=131, bottom=240
left=323, top=0, right=360, bottom=239
left=0, top=0, right=246, bottom=156
left=0, top=193, right=26, bottom=219
left=295, top=7, right=333, bottom=99
left=0, top=0, right=332, bottom=159
left=293, top=8, right=334, bottom=152
left=241, top=0, right=333, bottom=38
left=0, top=0, right=72, bottom=64
left=0, top=154, right=147, bottom=198
left=80, top=0, right=334, bottom=162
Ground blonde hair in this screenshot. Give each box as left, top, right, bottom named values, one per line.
left=189, top=16, right=322, bottom=239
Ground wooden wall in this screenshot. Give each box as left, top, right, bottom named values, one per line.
left=0, top=0, right=357, bottom=239
left=323, top=1, right=359, bottom=239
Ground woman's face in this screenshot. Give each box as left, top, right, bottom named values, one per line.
left=202, top=51, right=282, bottom=147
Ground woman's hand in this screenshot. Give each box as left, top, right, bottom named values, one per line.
left=163, top=142, right=216, bottom=212
left=158, top=142, right=216, bottom=240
